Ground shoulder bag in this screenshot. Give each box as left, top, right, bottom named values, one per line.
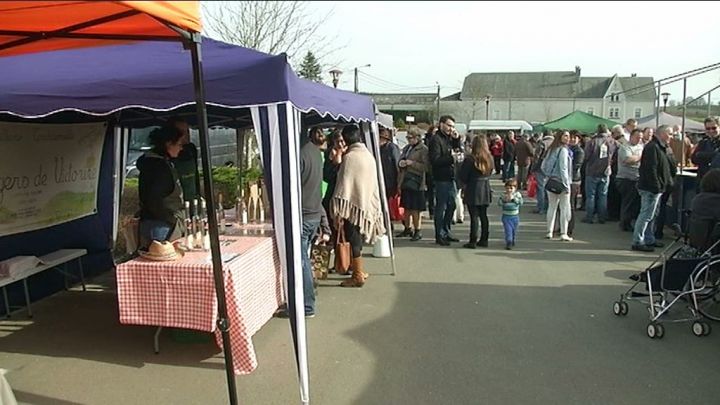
left=544, top=148, right=568, bottom=194
left=334, top=220, right=352, bottom=275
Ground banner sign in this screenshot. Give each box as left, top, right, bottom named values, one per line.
left=0, top=122, right=106, bottom=237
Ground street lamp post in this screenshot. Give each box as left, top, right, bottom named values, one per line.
left=661, top=92, right=670, bottom=112
left=329, top=68, right=343, bottom=89
left=353, top=64, right=371, bottom=93
left=484, top=94, right=492, bottom=120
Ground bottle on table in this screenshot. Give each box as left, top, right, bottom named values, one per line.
left=184, top=201, right=194, bottom=249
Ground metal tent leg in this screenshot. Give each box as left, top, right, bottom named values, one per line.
left=154, top=326, right=163, bottom=354
left=22, top=279, right=32, bottom=318
left=78, top=257, right=86, bottom=292
left=3, top=287, right=9, bottom=318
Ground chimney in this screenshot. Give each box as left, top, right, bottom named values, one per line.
left=575, top=65, right=581, bottom=77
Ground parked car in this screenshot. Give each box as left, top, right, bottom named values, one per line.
left=125, top=126, right=240, bottom=178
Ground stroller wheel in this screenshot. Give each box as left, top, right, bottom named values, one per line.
left=647, top=323, right=664, bottom=339
left=620, top=302, right=629, bottom=316
left=655, top=324, right=665, bottom=338
left=692, top=321, right=711, bottom=337
left=613, top=301, right=622, bottom=316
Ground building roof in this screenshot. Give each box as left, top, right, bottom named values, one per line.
left=362, top=92, right=437, bottom=105
left=460, top=71, right=655, bottom=101
left=618, top=77, right=656, bottom=102
left=441, top=92, right=462, bottom=101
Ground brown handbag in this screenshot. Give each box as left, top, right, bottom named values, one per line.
left=334, top=220, right=352, bottom=275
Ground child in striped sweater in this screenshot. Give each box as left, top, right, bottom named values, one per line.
left=498, top=179, right=523, bottom=250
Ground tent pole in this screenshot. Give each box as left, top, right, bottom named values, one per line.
left=368, top=121, right=396, bottom=276
left=655, top=82, right=661, bottom=129
left=681, top=78, right=687, bottom=172
left=112, top=125, right=123, bottom=245
left=188, top=34, right=239, bottom=405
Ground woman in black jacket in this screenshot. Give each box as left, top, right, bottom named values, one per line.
left=568, top=130, right=586, bottom=235
left=458, top=135, right=494, bottom=248
left=137, top=126, right=186, bottom=250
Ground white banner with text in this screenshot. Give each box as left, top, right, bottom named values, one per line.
left=0, top=122, right=106, bottom=237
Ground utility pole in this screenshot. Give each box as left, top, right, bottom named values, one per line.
left=436, top=83, right=440, bottom=122
left=354, top=67, right=358, bottom=93
left=709, top=91, right=712, bottom=117
left=655, top=82, right=661, bottom=129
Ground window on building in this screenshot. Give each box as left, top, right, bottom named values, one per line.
left=609, top=107, right=620, bottom=119
left=587, top=107, right=595, bottom=116
left=634, top=108, right=642, bottom=119
left=610, top=93, right=620, bottom=102
left=492, top=110, right=500, bottom=120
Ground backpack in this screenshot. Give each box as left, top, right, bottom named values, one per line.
left=530, top=140, right=548, bottom=173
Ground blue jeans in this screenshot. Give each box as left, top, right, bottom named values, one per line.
left=535, top=172, right=548, bottom=214
left=433, top=181, right=457, bottom=240
left=139, top=219, right=172, bottom=246
left=301, top=218, right=320, bottom=314
left=502, top=215, right=519, bottom=245
left=503, top=160, right=515, bottom=180
left=633, top=190, right=662, bottom=246
left=585, top=175, right=610, bottom=222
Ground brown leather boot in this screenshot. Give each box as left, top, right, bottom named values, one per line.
left=340, top=257, right=365, bottom=288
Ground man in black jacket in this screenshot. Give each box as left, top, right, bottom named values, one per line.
left=379, top=128, right=401, bottom=221
left=567, top=131, right=585, bottom=236
left=632, top=125, right=676, bottom=252
left=424, top=126, right=437, bottom=218
left=502, top=131, right=516, bottom=182
left=691, top=117, right=720, bottom=183
left=428, top=115, right=462, bottom=245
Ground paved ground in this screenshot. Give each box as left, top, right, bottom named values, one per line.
left=2, top=179, right=720, bottom=404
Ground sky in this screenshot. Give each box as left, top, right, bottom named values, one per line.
left=203, top=1, right=720, bottom=104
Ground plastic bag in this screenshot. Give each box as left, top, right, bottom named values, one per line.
left=389, top=195, right=405, bottom=221
left=527, top=175, right=537, bottom=198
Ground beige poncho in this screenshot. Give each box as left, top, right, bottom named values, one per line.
left=331, top=142, right=386, bottom=242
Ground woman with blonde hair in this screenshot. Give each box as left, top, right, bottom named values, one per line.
left=458, top=134, right=495, bottom=248
left=541, top=130, right=573, bottom=241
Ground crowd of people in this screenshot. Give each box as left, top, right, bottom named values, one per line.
left=134, top=113, right=720, bottom=319
left=383, top=115, right=720, bottom=255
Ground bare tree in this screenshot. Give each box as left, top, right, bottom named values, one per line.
left=202, top=1, right=344, bottom=70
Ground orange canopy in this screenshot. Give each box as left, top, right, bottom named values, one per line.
left=0, top=1, right=200, bottom=57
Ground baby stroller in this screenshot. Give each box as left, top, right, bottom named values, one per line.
left=612, top=213, right=720, bottom=339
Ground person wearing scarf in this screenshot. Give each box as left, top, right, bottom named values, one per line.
left=331, top=125, right=386, bottom=287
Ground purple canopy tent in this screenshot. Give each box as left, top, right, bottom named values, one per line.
left=0, top=37, right=394, bottom=404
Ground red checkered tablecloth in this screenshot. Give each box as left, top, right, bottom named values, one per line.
left=116, top=236, right=284, bottom=374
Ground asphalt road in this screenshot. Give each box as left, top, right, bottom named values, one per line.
left=3, top=179, right=720, bottom=404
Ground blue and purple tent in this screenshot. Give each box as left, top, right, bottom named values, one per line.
left=0, top=35, right=394, bottom=404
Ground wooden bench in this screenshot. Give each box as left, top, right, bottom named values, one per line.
left=0, top=249, right=87, bottom=318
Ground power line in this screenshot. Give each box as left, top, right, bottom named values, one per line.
left=357, top=70, right=436, bottom=91
left=611, top=61, right=720, bottom=97
left=355, top=74, right=436, bottom=93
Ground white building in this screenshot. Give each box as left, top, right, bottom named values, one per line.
left=442, top=67, right=656, bottom=125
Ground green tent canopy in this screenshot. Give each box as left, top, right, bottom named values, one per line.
left=541, top=110, right=619, bottom=134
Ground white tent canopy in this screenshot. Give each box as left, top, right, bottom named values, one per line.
left=376, top=112, right=394, bottom=130
left=636, top=112, right=706, bottom=133
left=468, top=120, right=533, bottom=132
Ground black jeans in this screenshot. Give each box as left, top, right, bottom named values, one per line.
left=517, top=165, right=529, bottom=189
left=607, top=175, right=621, bottom=221
left=654, top=189, right=672, bottom=240
left=426, top=175, right=435, bottom=216
left=616, top=178, right=640, bottom=230
left=493, top=156, right=502, bottom=174
left=468, top=205, right=489, bottom=243
left=568, top=183, right=580, bottom=235
left=344, top=221, right=363, bottom=258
